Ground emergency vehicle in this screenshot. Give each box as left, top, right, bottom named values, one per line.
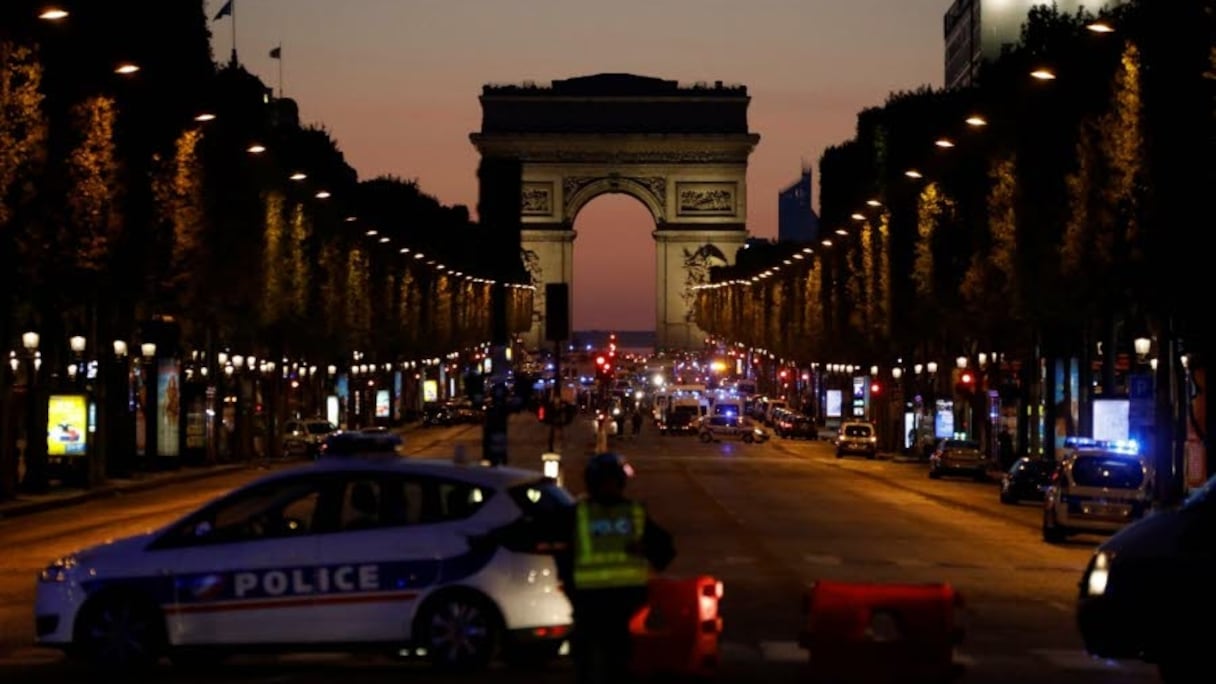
left=34, top=434, right=574, bottom=671
left=1042, top=438, right=1153, bottom=542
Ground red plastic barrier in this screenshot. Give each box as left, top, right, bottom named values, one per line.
left=797, top=580, right=964, bottom=683
left=630, top=575, right=723, bottom=678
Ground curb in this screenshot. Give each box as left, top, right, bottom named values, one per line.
left=0, top=463, right=251, bottom=520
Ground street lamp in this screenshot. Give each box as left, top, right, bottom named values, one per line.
left=870, top=365, right=879, bottom=376
left=22, top=331, right=39, bottom=351
left=114, top=63, right=140, bottom=75
left=956, top=356, right=968, bottom=370
left=1134, top=337, right=1151, bottom=358
left=113, top=340, right=128, bottom=357
left=891, top=367, right=903, bottom=380
left=926, top=361, right=938, bottom=374
left=38, top=7, right=69, bottom=20
left=69, top=336, right=86, bottom=354
left=141, top=342, right=156, bottom=359
left=914, top=363, right=923, bottom=375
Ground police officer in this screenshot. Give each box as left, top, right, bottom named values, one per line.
left=560, top=452, right=675, bottom=684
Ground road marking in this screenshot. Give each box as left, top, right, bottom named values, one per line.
left=803, top=553, right=842, bottom=565
left=758, top=640, right=807, bottom=663
left=1030, top=648, right=1131, bottom=671
left=894, top=558, right=934, bottom=568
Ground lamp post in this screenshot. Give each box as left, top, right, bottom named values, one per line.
left=140, top=342, right=157, bottom=469
left=19, top=331, right=49, bottom=493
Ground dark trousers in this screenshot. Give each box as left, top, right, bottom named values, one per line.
left=571, top=587, right=648, bottom=684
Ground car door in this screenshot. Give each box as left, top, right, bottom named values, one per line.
left=153, top=474, right=335, bottom=645
left=304, top=473, right=483, bottom=642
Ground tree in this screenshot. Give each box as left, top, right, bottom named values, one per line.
left=913, top=183, right=951, bottom=303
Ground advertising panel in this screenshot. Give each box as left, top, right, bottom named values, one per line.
left=375, top=389, right=391, bottom=418
left=1092, top=399, right=1130, bottom=443
left=47, top=394, right=88, bottom=456
left=157, top=359, right=181, bottom=457
left=185, top=395, right=206, bottom=449
left=423, top=379, right=439, bottom=403
left=327, top=395, right=340, bottom=427
left=825, top=389, right=843, bottom=418
left=934, top=399, right=956, bottom=439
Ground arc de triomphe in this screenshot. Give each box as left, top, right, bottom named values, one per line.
left=470, top=73, right=760, bottom=351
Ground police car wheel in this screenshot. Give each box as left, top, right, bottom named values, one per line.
left=74, top=593, right=165, bottom=669
left=418, top=591, right=500, bottom=671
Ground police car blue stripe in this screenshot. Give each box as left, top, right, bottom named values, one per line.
left=81, top=546, right=497, bottom=608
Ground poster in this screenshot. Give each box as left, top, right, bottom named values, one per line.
left=134, top=366, right=146, bottom=456
left=424, top=379, right=439, bottom=403
left=158, top=358, right=181, bottom=457
left=185, top=395, right=206, bottom=449
left=1092, top=399, right=1129, bottom=443
left=935, top=399, right=955, bottom=439
left=375, top=389, right=391, bottom=418
left=47, top=394, right=88, bottom=456
left=393, top=371, right=403, bottom=420
left=327, top=395, right=340, bottom=427
left=825, top=389, right=842, bottom=418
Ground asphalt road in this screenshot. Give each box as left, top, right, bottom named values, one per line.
left=0, top=411, right=1160, bottom=683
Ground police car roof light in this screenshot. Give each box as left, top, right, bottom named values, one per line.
left=320, top=430, right=403, bottom=458
left=1064, top=436, right=1139, bottom=454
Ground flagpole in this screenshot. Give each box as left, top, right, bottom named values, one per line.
left=229, top=0, right=238, bottom=66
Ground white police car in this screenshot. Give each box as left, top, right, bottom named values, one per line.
left=1042, top=438, right=1153, bottom=543
left=34, top=434, right=574, bottom=671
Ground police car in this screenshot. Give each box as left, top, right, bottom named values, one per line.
left=34, top=432, right=575, bottom=670
left=1042, top=438, right=1153, bottom=543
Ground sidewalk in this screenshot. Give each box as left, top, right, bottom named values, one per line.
left=0, top=462, right=252, bottom=520
left=0, top=419, right=430, bottom=520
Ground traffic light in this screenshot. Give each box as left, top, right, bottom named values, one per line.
left=870, top=382, right=881, bottom=395
left=955, top=371, right=975, bottom=396
left=537, top=404, right=546, bottom=423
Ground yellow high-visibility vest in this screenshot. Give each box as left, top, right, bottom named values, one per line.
left=573, top=500, right=649, bottom=589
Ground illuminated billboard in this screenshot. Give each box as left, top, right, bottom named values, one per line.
left=47, top=394, right=88, bottom=456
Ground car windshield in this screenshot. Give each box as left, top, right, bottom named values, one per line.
left=844, top=425, right=871, bottom=437
left=306, top=423, right=335, bottom=435
left=1071, top=455, right=1144, bottom=489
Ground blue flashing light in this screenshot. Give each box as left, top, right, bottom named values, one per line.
left=1064, top=437, right=1139, bottom=454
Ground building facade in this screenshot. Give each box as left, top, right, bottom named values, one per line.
left=777, top=166, right=820, bottom=244
left=944, top=0, right=1120, bottom=89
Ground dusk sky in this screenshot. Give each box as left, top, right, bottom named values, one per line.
left=204, top=0, right=949, bottom=331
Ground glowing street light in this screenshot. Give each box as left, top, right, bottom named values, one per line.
left=1086, top=21, right=1114, bottom=33
left=39, top=8, right=69, bottom=20
left=935, top=138, right=955, bottom=148
left=865, top=199, right=882, bottom=207
left=834, top=228, right=848, bottom=236
left=820, top=239, right=833, bottom=247
left=314, top=190, right=331, bottom=199
left=115, top=63, right=140, bottom=75
left=289, top=172, right=307, bottom=181
left=247, top=144, right=266, bottom=154
left=905, top=169, right=923, bottom=179
left=1030, top=68, right=1057, bottom=81
left=194, top=113, right=216, bottom=122
left=850, top=213, right=866, bottom=221
left=965, top=115, right=988, bottom=127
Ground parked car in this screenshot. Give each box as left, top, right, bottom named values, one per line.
left=34, top=434, right=575, bottom=671
left=281, top=418, right=338, bottom=459
left=835, top=421, right=877, bottom=458
left=999, top=457, right=1052, bottom=503
left=777, top=413, right=817, bottom=440
left=1042, top=438, right=1153, bottom=543
left=928, top=439, right=988, bottom=480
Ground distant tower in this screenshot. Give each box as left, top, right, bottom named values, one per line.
left=777, top=164, right=819, bottom=244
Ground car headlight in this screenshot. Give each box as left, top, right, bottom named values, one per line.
left=39, top=556, right=78, bottom=583
left=1084, top=551, right=1112, bottom=597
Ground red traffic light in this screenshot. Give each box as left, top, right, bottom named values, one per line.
left=596, top=355, right=606, bottom=366
left=870, top=382, right=881, bottom=394
left=961, top=372, right=974, bottom=384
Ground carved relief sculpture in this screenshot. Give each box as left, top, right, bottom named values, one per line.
left=676, top=182, right=736, bottom=216
left=521, top=182, right=553, bottom=215
left=681, top=244, right=728, bottom=322
left=521, top=248, right=545, bottom=324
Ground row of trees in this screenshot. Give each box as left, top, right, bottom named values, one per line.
left=695, top=1, right=1215, bottom=479
left=0, top=1, right=530, bottom=496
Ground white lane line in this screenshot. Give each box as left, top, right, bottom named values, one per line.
left=803, top=553, right=843, bottom=565
left=1047, top=600, right=1071, bottom=613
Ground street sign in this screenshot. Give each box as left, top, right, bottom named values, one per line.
left=1128, top=373, right=1154, bottom=427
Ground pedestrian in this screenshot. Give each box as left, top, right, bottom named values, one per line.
left=631, top=409, right=643, bottom=437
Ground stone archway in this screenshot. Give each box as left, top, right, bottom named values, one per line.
left=470, top=73, right=760, bottom=351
